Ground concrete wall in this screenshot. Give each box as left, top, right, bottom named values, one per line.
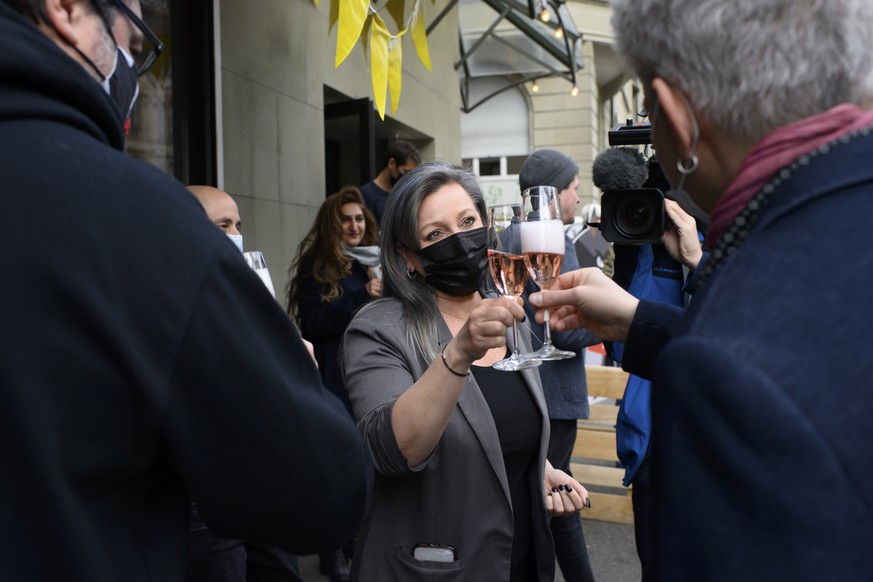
left=323, top=2, right=462, bottom=164
left=218, top=0, right=461, bottom=305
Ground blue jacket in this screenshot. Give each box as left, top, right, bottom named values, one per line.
left=636, top=127, right=873, bottom=581
left=501, top=223, right=599, bottom=420
left=610, top=244, right=686, bottom=485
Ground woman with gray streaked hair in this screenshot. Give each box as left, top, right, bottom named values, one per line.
left=342, top=161, right=590, bottom=581
left=528, top=1, right=873, bottom=581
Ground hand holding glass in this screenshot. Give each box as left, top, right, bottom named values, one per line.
left=488, top=204, right=541, bottom=371
left=520, top=187, right=575, bottom=360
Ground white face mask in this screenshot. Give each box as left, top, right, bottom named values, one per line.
left=227, top=234, right=244, bottom=253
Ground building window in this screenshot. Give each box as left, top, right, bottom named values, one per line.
left=126, top=1, right=173, bottom=175
left=478, top=157, right=501, bottom=176
left=125, top=0, right=216, bottom=186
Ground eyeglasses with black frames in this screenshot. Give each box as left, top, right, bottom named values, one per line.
left=111, top=0, right=164, bottom=76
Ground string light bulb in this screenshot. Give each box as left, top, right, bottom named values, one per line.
left=555, top=26, right=564, bottom=39
left=532, top=81, right=540, bottom=93
left=540, top=7, right=551, bottom=22
left=570, top=85, right=579, bottom=97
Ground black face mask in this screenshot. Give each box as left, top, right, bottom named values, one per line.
left=108, top=48, right=140, bottom=125
left=416, top=227, right=489, bottom=296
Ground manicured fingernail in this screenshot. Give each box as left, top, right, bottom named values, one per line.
left=566, top=485, right=574, bottom=494
left=552, top=487, right=559, bottom=493
left=530, top=293, right=541, bottom=306
left=584, top=497, right=591, bottom=508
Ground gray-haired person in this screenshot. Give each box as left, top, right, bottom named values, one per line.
left=343, top=162, right=590, bottom=581
left=529, top=1, right=873, bottom=581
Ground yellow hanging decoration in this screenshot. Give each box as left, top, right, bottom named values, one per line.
left=387, top=37, right=403, bottom=115
left=332, top=0, right=433, bottom=117
left=369, top=16, right=391, bottom=119
left=336, top=0, right=369, bottom=68
left=360, top=13, right=374, bottom=60
left=410, top=1, right=432, bottom=71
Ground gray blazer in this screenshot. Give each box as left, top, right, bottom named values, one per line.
left=342, top=297, right=555, bottom=582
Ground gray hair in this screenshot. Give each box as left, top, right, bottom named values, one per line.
left=610, top=0, right=873, bottom=142
left=363, top=161, right=488, bottom=362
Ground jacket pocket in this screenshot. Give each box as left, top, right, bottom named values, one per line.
left=392, top=546, right=463, bottom=578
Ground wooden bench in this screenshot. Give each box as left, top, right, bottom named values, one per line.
left=571, top=365, right=634, bottom=524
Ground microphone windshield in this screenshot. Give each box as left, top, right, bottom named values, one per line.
left=592, top=147, right=649, bottom=192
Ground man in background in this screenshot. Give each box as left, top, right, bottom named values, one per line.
left=188, top=185, right=243, bottom=249
left=187, top=184, right=309, bottom=582
left=359, top=139, right=421, bottom=225
left=0, top=2, right=372, bottom=581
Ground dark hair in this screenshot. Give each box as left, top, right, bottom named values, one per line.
left=286, top=187, right=379, bottom=321
left=382, top=140, right=422, bottom=169
left=364, top=161, right=487, bottom=360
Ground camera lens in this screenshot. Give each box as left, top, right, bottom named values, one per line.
left=616, top=196, right=655, bottom=238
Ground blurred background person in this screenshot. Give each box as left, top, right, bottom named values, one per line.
left=590, top=147, right=703, bottom=574
left=287, top=186, right=382, bottom=416
left=343, top=162, right=588, bottom=581
left=286, top=186, right=382, bottom=582
left=501, top=149, right=600, bottom=582
left=187, top=185, right=304, bottom=582
left=532, top=1, right=873, bottom=580
left=359, top=140, right=421, bottom=226
left=0, top=1, right=372, bottom=580
left=188, top=185, right=243, bottom=248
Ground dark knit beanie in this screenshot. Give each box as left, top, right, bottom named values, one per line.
left=518, top=149, right=580, bottom=192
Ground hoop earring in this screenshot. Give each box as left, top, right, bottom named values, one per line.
left=406, top=270, right=418, bottom=280
left=667, top=153, right=708, bottom=228
left=677, top=154, right=699, bottom=175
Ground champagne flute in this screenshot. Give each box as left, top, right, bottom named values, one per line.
left=489, top=204, right=522, bottom=248
left=488, top=204, right=541, bottom=371
left=243, top=250, right=276, bottom=298
left=520, top=186, right=576, bottom=360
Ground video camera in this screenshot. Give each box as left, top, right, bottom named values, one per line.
left=593, top=120, right=672, bottom=245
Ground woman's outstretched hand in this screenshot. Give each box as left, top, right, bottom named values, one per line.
left=450, top=297, right=525, bottom=366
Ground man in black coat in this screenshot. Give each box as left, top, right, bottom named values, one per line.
left=0, top=2, right=373, bottom=581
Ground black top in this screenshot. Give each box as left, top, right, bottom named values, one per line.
left=296, top=257, right=373, bottom=416
left=359, top=180, right=390, bottom=226
left=471, top=363, right=541, bottom=582
left=0, top=5, right=373, bottom=581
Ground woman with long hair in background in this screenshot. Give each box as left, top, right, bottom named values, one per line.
left=286, top=186, right=382, bottom=582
